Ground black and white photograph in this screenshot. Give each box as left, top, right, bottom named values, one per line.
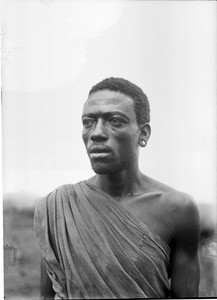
left=2, top=0, right=216, bottom=299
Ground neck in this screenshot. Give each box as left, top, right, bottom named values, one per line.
left=93, top=165, right=144, bottom=200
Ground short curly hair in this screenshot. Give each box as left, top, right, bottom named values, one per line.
left=88, top=77, right=150, bottom=124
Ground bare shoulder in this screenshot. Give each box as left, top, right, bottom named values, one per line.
left=143, top=174, right=198, bottom=208
left=142, top=174, right=200, bottom=245
left=167, top=190, right=200, bottom=244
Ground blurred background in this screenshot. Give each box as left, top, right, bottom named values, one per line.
left=2, top=0, right=216, bottom=298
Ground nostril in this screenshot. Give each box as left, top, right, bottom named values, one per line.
left=90, top=134, right=108, bottom=141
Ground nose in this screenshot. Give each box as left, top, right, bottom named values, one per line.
left=90, top=119, right=108, bottom=142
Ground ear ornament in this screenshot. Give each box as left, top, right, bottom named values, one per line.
left=140, top=140, right=147, bottom=147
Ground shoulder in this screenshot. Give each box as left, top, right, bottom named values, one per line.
left=34, top=183, right=77, bottom=214
left=143, top=174, right=198, bottom=209
left=34, top=183, right=79, bottom=233
left=170, top=192, right=200, bottom=246
left=143, top=175, right=200, bottom=243
left=163, top=190, right=200, bottom=246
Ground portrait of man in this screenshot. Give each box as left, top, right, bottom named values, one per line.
left=2, top=1, right=216, bottom=299
left=34, top=77, right=200, bottom=298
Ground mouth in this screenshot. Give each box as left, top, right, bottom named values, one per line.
left=90, top=153, right=111, bottom=159
left=88, top=145, right=111, bottom=159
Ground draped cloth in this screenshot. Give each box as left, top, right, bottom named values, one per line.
left=34, top=182, right=171, bottom=299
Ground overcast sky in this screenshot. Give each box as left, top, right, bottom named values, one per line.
left=2, top=0, right=216, bottom=205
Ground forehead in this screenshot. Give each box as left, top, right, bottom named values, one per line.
left=82, top=90, right=136, bottom=117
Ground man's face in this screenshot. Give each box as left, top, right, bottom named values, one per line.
left=82, top=90, right=141, bottom=174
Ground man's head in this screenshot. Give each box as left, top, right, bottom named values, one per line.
left=82, top=77, right=151, bottom=175
left=88, top=77, right=150, bottom=125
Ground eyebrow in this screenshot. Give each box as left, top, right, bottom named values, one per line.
left=82, top=111, right=129, bottom=120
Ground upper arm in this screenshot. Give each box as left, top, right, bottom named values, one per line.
left=40, top=258, right=55, bottom=300
left=170, top=195, right=200, bottom=298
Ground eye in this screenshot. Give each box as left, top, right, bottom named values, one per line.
left=108, top=117, right=125, bottom=126
left=82, top=118, right=95, bottom=128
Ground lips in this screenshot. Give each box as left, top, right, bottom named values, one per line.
left=88, top=145, right=111, bottom=159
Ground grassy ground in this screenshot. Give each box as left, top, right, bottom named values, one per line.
left=3, top=200, right=217, bottom=299
left=4, top=204, right=41, bottom=299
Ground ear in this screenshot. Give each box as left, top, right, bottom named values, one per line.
left=138, top=123, right=151, bottom=147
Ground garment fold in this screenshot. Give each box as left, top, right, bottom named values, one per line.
left=34, top=182, right=171, bottom=299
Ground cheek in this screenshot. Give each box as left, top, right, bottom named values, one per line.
left=114, top=133, right=139, bottom=152
left=82, top=131, right=88, bottom=146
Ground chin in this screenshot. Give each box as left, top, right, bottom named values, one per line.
left=91, top=161, right=127, bottom=175
left=91, top=164, right=113, bottom=175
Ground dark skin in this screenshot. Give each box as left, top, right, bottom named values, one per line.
left=40, top=90, right=200, bottom=299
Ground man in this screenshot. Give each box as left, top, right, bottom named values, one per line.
left=34, top=77, right=200, bottom=299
